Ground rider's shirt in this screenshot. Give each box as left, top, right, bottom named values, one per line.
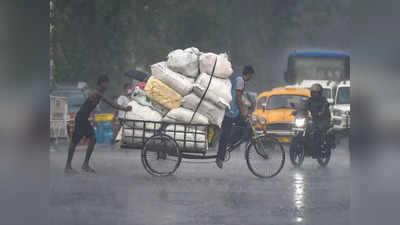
left=226, top=76, right=245, bottom=118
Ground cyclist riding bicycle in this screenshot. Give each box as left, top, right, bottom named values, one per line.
left=216, top=65, right=255, bottom=169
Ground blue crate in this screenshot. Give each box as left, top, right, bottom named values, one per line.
left=95, top=121, right=114, bottom=143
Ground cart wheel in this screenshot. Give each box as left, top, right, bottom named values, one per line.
left=141, top=134, right=181, bottom=176
left=245, top=135, right=285, bottom=179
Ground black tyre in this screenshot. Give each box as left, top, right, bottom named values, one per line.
left=245, top=135, right=285, bottom=179
left=141, top=134, right=181, bottom=176
left=289, top=138, right=305, bottom=167
left=317, top=146, right=331, bottom=167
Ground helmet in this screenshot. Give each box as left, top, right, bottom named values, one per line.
left=310, top=83, right=323, bottom=97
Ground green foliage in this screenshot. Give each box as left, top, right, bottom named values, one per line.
left=54, top=0, right=351, bottom=92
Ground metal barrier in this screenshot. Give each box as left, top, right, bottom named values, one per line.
left=50, top=96, right=68, bottom=139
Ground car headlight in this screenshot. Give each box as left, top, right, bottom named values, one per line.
left=258, top=117, right=266, bottom=125
left=295, top=118, right=306, bottom=127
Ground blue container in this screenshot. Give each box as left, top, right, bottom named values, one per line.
left=95, top=121, right=114, bottom=143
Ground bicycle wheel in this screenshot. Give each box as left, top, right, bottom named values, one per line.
left=141, top=134, right=181, bottom=176
left=289, top=138, right=305, bottom=167
left=246, top=135, right=285, bottom=178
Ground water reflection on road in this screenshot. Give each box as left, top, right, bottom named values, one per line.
left=293, top=172, right=305, bottom=223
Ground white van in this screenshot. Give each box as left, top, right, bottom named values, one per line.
left=332, top=80, right=350, bottom=131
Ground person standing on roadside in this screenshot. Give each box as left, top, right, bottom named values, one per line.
left=65, top=75, right=132, bottom=174
left=113, top=83, right=132, bottom=138
left=216, top=65, right=255, bottom=169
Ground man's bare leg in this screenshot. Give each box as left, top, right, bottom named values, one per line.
left=82, top=136, right=96, bottom=173
left=65, top=141, right=79, bottom=174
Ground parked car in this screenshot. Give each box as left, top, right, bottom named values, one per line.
left=252, top=87, right=310, bottom=143
left=332, top=80, right=350, bottom=132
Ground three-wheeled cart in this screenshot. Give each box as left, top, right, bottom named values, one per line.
left=120, top=59, right=285, bottom=178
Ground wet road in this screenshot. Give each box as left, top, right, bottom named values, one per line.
left=50, top=139, right=350, bottom=225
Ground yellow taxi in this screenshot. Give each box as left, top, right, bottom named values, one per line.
left=252, top=87, right=310, bottom=143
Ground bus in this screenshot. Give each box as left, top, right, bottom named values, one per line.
left=284, top=51, right=350, bottom=84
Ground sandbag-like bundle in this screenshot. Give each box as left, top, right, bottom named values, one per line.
left=182, top=93, right=225, bottom=127
left=165, top=125, right=207, bottom=152
left=193, top=73, right=232, bottom=109
left=162, top=107, right=209, bottom=125
left=166, top=47, right=200, bottom=78
left=199, top=53, right=233, bottom=78
left=116, top=129, right=155, bottom=145
left=151, top=101, right=169, bottom=117
left=121, top=100, right=162, bottom=129
left=151, top=62, right=194, bottom=96
left=145, top=76, right=182, bottom=110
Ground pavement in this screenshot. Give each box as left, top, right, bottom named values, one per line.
left=50, top=139, right=350, bottom=225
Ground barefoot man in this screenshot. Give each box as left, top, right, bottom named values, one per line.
left=65, top=75, right=132, bottom=173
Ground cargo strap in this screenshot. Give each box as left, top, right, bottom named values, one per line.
left=189, top=58, right=218, bottom=124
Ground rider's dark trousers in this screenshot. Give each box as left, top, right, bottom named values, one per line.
left=311, top=120, right=329, bottom=154
left=217, top=115, right=246, bottom=161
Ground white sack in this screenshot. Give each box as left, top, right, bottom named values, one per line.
left=116, top=129, right=155, bottom=144
left=182, top=93, right=225, bottom=127
left=166, top=47, right=200, bottom=78
left=162, top=107, right=209, bottom=125
left=165, top=125, right=207, bottom=152
left=193, top=73, right=232, bottom=108
left=122, top=100, right=162, bottom=129
left=151, top=101, right=169, bottom=117
left=151, top=61, right=194, bottom=96
left=199, top=53, right=233, bottom=78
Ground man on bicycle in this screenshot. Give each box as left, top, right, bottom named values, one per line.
left=306, top=83, right=331, bottom=157
left=216, top=65, right=255, bottom=169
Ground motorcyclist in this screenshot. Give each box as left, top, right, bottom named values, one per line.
left=306, top=83, right=331, bottom=157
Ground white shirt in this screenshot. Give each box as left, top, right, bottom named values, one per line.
left=117, top=95, right=130, bottom=119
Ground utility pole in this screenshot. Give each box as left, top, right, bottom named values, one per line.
left=49, top=0, right=55, bottom=88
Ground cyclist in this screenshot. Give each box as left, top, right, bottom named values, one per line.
left=306, top=83, right=331, bottom=157
left=216, top=65, right=255, bottom=169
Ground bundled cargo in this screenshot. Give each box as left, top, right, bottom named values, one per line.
left=151, top=101, right=169, bottom=117
left=193, top=73, right=232, bottom=109
left=131, top=84, right=152, bottom=107
left=151, top=62, right=194, bottom=96
left=165, top=125, right=207, bottom=152
left=162, top=107, right=209, bottom=125
left=182, top=93, right=225, bottom=127
left=117, top=129, right=155, bottom=145
left=145, top=76, right=182, bottom=110
left=120, top=100, right=162, bottom=129
left=166, top=47, right=201, bottom=78
left=115, top=100, right=162, bottom=144
left=199, top=53, right=233, bottom=78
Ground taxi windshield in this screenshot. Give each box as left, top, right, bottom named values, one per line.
left=267, top=95, right=309, bottom=110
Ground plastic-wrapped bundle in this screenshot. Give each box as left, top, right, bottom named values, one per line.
left=145, top=76, right=182, bottom=110
left=193, top=73, right=232, bottom=109
left=151, top=62, right=194, bottom=96
left=182, top=93, right=225, bottom=127
left=165, top=125, right=207, bottom=152
left=166, top=47, right=201, bottom=78
left=199, top=53, right=233, bottom=78
left=162, top=107, right=209, bottom=125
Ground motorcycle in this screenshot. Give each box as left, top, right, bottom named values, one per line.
left=289, top=103, right=335, bottom=167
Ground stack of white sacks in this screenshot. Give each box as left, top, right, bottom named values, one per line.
left=118, top=47, right=234, bottom=151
